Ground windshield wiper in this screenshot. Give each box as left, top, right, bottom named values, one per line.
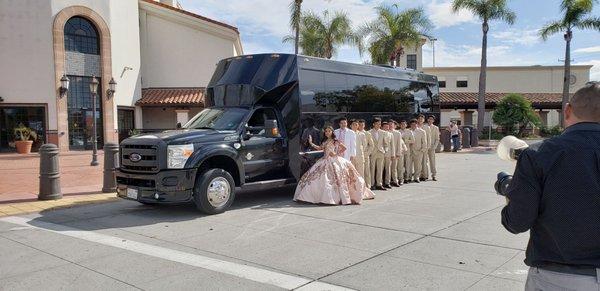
left=194, top=126, right=217, bottom=130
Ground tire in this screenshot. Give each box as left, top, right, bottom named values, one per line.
left=193, top=168, right=235, bottom=214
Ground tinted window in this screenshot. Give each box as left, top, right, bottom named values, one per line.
left=299, top=69, right=325, bottom=112
left=438, top=81, right=446, bottom=88
left=457, top=80, right=468, bottom=88
left=184, top=108, right=249, bottom=131
left=406, top=54, right=417, bottom=70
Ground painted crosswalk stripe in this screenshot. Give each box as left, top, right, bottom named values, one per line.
left=1, top=216, right=353, bottom=291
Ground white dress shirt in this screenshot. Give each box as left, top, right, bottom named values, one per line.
left=334, top=127, right=356, bottom=160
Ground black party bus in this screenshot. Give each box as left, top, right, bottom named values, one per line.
left=116, top=53, right=440, bottom=214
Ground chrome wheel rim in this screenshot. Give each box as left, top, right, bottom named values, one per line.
left=207, top=177, right=231, bottom=208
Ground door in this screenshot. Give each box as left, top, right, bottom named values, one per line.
left=68, top=108, right=103, bottom=150
left=239, top=108, right=289, bottom=182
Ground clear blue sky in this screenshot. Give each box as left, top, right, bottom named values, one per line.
left=180, top=0, right=600, bottom=80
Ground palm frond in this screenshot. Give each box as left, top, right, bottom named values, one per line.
left=539, top=21, right=566, bottom=41
left=575, top=16, right=600, bottom=31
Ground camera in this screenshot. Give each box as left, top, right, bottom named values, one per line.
left=494, top=136, right=529, bottom=196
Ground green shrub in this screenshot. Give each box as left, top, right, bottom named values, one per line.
left=492, top=94, right=541, bottom=137
left=539, top=125, right=563, bottom=137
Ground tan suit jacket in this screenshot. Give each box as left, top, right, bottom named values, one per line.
left=393, top=130, right=408, bottom=156
left=420, top=124, right=431, bottom=149
left=412, top=128, right=428, bottom=152
left=355, top=130, right=366, bottom=159
left=428, top=124, right=440, bottom=150
left=362, top=130, right=374, bottom=157
left=384, top=131, right=395, bottom=158
left=369, top=129, right=389, bottom=156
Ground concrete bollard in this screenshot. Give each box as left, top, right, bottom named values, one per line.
left=440, top=129, right=452, bottom=152
left=470, top=128, right=480, bottom=147
left=102, top=142, right=120, bottom=193
left=38, top=144, right=62, bottom=200
left=462, top=127, right=471, bottom=149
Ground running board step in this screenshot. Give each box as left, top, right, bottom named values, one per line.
left=239, top=178, right=297, bottom=191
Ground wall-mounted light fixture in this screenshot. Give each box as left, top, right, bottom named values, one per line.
left=106, top=77, right=117, bottom=98
left=59, top=74, right=70, bottom=98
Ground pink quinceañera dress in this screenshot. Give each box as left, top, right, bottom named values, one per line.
left=294, top=140, right=375, bottom=205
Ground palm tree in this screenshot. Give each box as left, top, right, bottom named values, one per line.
left=283, top=10, right=361, bottom=59
left=452, top=0, right=516, bottom=132
left=540, top=0, right=600, bottom=127
left=290, top=0, right=303, bottom=55
left=361, top=5, right=432, bottom=67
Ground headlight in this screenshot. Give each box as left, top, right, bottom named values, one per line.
left=167, top=144, right=194, bottom=169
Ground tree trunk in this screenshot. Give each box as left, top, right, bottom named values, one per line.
left=294, top=0, right=302, bottom=55
left=477, top=22, right=489, bottom=132
left=560, top=29, right=572, bottom=128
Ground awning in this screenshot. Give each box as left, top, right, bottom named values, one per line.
left=137, top=88, right=205, bottom=106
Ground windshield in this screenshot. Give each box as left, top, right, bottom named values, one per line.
left=184, top=107, right=249, bottom=130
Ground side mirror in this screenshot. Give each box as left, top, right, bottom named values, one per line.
left=264, top=120, right=280, bottom=138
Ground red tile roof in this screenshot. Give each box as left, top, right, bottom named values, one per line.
left=440, top=92, right=571, bottom=109
left=137, top=88, right=205, bottom=106
left=141, top=0, right=239, bottom=34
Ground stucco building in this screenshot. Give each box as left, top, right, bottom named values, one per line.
left=0, top=0, right=242, bottom=152
left=423, top=65, right=593, bottom=128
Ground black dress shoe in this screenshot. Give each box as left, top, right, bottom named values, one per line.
left=391, top=182, right=400, bottom=187
left=370, top=186, right=376, bottom=191
left=399, top=180, right=404, bottom=185
left=376, top=186, right=387, bottom=191
left=419, top=177, right=427, bottom=181
left=413, top=179, right=420, bottom=183
left=432, top=176, right=437, bottom=181
left=384, top=184, right=392, bottom=189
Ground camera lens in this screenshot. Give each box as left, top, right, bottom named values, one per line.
left=495, top=172, right=513, bottom=196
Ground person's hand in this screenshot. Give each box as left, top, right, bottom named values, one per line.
left=308, top=135, right=313, bottom=144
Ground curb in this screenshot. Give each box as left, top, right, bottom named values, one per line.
left=0, top=193, right=118, bottom=217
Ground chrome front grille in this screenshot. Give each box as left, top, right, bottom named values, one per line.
left=120, top=144, right=159, bottom=173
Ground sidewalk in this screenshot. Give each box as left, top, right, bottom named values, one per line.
left=0, top=150, right=117, bottom=214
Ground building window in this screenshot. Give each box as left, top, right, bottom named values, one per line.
left=406, top=54, right=417, bottom=70
left=457, top=80, right=468, bottom=88
left=64, top=17, right=100, bottom=55
left=438, top=81, right=446, bottom=88
left=0, top=106, right=47, bottom=152
left=66, top=75, right=103, bottom=150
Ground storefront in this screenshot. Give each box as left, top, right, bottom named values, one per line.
left=0, top=105, right=47, bottom=152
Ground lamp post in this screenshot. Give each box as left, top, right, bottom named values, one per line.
left=430, top=38, right=438, bottom=67
left=89, top=76, right=99, bottom=166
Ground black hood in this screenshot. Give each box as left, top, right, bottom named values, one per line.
left=129, top=129, right=236, bottom=145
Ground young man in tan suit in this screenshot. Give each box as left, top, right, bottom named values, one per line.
left=426, top=115, right=440, bottom=181
left=410, top=119, right=427, bottom=183
left=350, top=119, right=366, bottom=178
left=391, top=120, right=408, bottom=185
left=417, top=114, right=431, bottom=181
left=358, top=119, right=374, bottom=189
left=400, top=120, right=414, bottom=183
left=382, top=121, right=395, bottom=189
left=369, top=118, right=389, bottom=191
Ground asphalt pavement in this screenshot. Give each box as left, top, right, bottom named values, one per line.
left=0, top=151, right=528, bottom=290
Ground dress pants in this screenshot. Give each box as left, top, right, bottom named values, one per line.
left=412, top=150, right=424, bottom=181
left=525, top=267, right=600, bottom=291
left=370, top=153, right=384, bottom=187
left=421, top=149, right=429, bottom=179
left=396, top=154, right=405, bottom=183
left=384, top=156, right=392, bottom=185
left=391, top=158, right=398, bottom=184
left=427, top=148, right=437, bottom=177
left=352, top=156, right=364, bottom=178
left=364, top=156, right=372, bottom=188
left=404, top=151, right=412, bottom=181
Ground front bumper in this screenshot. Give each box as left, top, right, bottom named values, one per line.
left=116, top=168, right=197, bottom=204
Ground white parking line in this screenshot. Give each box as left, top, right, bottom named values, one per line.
left=1, top=216, right=353, bottom=291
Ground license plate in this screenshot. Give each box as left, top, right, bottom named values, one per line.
left=126, top=188, right=138, bottom=200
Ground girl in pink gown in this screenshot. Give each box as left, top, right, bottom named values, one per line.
left=294, top=126, right=375, bottom=205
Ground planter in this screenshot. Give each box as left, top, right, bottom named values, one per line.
left=15, top=140, right=33, bottom=154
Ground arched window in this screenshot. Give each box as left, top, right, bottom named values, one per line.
left=64, top=16, right=99, bottom=55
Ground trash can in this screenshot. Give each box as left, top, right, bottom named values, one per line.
left=440, top=129, right=452, bottom=152
left=470, top=128, right=479, bottom=147
left=461, top=127, right=471, bottom=149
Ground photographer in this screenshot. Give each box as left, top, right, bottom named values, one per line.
left=501, top=82, right=600, bottom=290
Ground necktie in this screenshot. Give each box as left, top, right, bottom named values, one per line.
left=339, top=129, right=345, bottom=142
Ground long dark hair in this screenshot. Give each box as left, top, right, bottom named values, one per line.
left=322, top=126, right=337, bottom=144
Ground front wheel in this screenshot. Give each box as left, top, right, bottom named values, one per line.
left=193, top=169, right=235, bottom=214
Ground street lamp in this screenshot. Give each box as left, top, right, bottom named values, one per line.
left=430, top=38, right=438, bottom=67
left=89, top=76, right=100, bottom=166
left=59, top=74, right=70, bottom=98
left=106, top=77, right=117, bottom=98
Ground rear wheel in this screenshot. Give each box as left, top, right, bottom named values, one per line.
left=193, top=169, right=235, bottom=214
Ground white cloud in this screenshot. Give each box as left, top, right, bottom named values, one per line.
left=574, top=60, right=600, bottom=81
left=492, top=29, right=540, bottom=46
left=422, top=40, right=532, bottom=67
left=574, top=46, right=600, bottom=54
left=426, top=0, right=476, bottom=28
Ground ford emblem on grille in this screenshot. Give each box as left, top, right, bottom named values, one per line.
left=129, top=153, right=142, bottom=162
